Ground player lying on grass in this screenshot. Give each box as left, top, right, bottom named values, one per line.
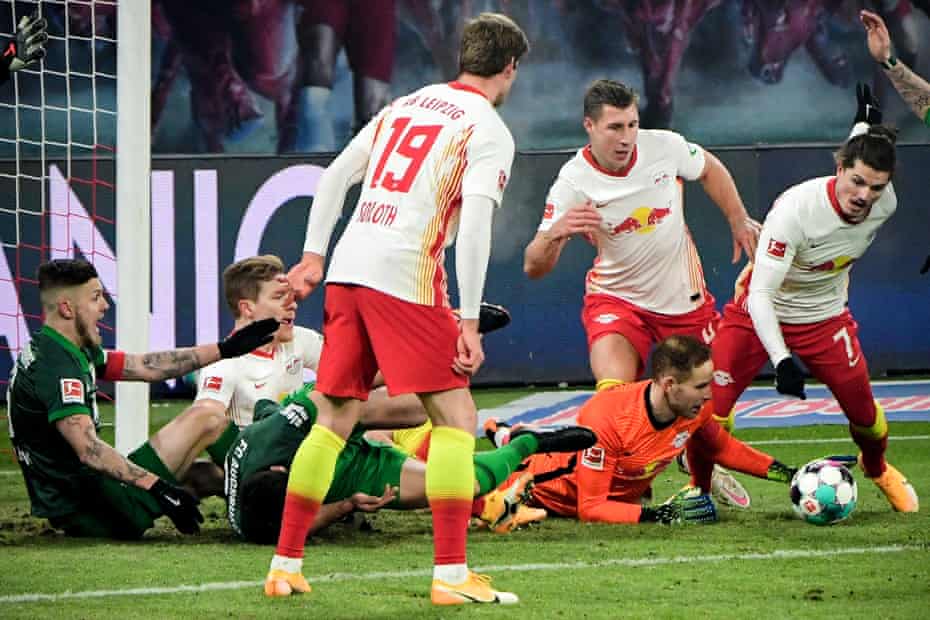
left=484, top=335, right=805, bottom=525
left=709, top=91, right=918, bottom=513
left=7, top=259, right=279, bottom=539
left=225, top=383, right=596, bottom=543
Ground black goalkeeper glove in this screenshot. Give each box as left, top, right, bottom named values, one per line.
left=775, top=358, right=806, bottom=400
left=217, top=317, right=279, bottom=359
left=147, top=479, right=204, bottom=534
left=640, top=488, right=718, bottom=525
left=766, top=460, right=798, bottom=484
left=2, top=13, right=48, bottom=75
left=854, top=83, right=882, bottom=126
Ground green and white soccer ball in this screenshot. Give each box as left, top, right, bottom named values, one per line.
left=789, top=460, right=857, bottom=525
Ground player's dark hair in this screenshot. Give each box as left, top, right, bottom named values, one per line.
left=584, top=80, right=639, bottom=121
left=239, top=469, right=288, bottom=544
left=459, top=13, right=529, bottom=77
left=834, top=125, right=897, bottom=176
left=651, top=335, right=711, bottom=383
left=37, top=259, right=99, bottom=306
left=223, top=254, right=285, bottom=318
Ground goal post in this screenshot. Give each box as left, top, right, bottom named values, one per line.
left=115, top=0, right=151, bottom=454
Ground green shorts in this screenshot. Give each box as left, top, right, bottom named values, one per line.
left=325, top=436, right=409, bottom=508
left=49, top=442, right=178, bottom=540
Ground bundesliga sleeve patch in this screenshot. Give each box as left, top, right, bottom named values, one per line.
left=60, top=379, right=84, bottom=404
left=581, top=446, right=606, bottom=471
left=497, top=169, right=508, bottom=193
left=766, top=239, right=787, bottom=259
left=543, top=203, right=555, bottom=220
left=203, top=376, right=223, bottom=392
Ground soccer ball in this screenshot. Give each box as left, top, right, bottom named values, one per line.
left=789, top=460, right=857, bottom=525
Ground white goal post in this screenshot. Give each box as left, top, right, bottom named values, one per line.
left=114, top=0, right=151, bottom=454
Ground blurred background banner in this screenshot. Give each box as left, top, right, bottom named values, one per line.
left=3, top=144, right=927, bottom=391
left=2, top=0, right=929, bottom=157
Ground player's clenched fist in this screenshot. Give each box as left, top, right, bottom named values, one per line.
left=548, top=201, right=603, bottom=240
left=287, top=252, right=325, bottom=300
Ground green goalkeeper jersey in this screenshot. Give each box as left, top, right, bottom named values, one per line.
left=224, top=387, right=366, bottom=536
left=7, top=326, right=110, bottom=518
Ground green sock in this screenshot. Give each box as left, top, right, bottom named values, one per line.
left=206, top=421, right=240, bottom=466
left=472, top=435, right=537, bottom=495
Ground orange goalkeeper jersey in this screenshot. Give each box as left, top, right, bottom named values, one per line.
left=530, top=381, right=714, bottom=523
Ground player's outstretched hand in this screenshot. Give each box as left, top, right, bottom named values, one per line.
left=775, top=357, right=806, bottom=400
left=860, top=10, right=892, bottom=65
left=350, top=484, right=397, bottom=513
left=641, top=488, right=718, bottom=524
left=4, top=13, right=48, bottom=74
left=453, top=321, right=485, bottom=376
left=217, top=317, right=279, bottom=358
left=730, top=217, right=761, bottom=264
left=148, top=479, right=204, bottom=534
left=854, top=83, right=882, bottom=126
left=287, top=252, right=325, bottom=300
left=549, top=201, right=603, bottom=240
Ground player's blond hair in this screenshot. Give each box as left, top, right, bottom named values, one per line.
left=223, top=255, right=285, bottom=318
left=458, top=13, right=529, bottom=78
left=651, top=335, right=711, bottom=383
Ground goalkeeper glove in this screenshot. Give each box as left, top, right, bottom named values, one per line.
left=854, top=83, right=882, bottom=126
left=147, top=479, right=204, bottom=534
left=217, top=317, right=279, bottom=359
left=2, top=13, right=48, bottom=74
left=775, top=357, right=806, bottom=400
left=640, top=488, right=718, bottom=525
left=766, top=460, right=797, bottom=484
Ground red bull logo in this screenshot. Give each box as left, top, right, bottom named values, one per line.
left=809, top=255, right=856, bottom=273
left=610, top=206, right=672, bottom=236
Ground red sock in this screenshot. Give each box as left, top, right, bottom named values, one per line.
left=431, top=499, right=471, bottom=565
left=275, top=493, right=321, bottom=558
left=851, top=429, right=887, bottom=478
left=471, top=496, right=485, bottom=518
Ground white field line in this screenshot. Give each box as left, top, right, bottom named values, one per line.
left=0, top=544, right=925, bottom=604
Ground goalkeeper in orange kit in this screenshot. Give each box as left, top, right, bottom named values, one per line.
left=486, top=335, right=811, bottom=524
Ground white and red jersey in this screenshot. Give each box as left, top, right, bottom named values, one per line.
left=538, top=130, right=707, bottom=315
left=195, top=326, right=324, bottom=427
left=745, top=176, right=896, bottom=324
left=325, top=81, right=515, bottom=307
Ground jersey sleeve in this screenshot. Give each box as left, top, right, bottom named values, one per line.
left=573, top=397, right=643, bottom=524
left=296, top=327, right=324, bottom=371
left=747, top=195, right=806, bottom=364
left=36, top=357, right=92, bottom=423
left=195, top=358, right=240, bottom=408
left=537, top=175, right=586, bottom=233
left=460, top=119, right=515, bottom=207
left=665, top=131, right=706, bottom=181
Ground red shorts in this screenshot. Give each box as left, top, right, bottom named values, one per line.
left=711, top=302, right=874, bottom=423
left=315, top=284, right=468, bottom=400
left=297, top=0, right=395, bottom=82
left=581, top=293, right=720, bottom=375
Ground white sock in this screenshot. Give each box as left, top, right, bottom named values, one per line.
left=270, top=554, right=303, bottom=575
left=433, top=563, right=469, bottom=584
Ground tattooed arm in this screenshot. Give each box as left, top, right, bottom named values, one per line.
left=884, top=62, right=930, bottom=125
left=118, top=344, right=222, bottom=382
left=55, top=414, right=158, bottom=490
left=861, top=10, right=930, bottom=124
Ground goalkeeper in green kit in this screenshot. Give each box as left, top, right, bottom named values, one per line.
left=7, top=259, right=279, bottom=539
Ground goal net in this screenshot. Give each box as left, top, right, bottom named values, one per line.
left=0, top=0, right=151, bottom=454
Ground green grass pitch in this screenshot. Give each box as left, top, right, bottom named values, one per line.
left=1, top=390, right=928, bottom=619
